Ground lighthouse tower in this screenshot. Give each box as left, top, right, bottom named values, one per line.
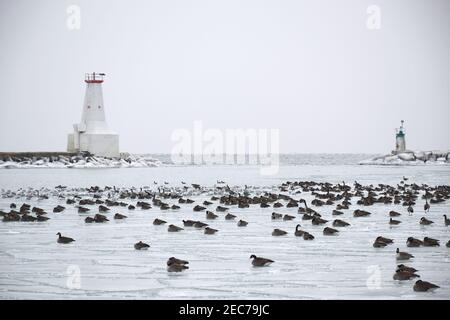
left=67, top=73, right=120, bottom=157
left=394, top=120, right=406, bottom=154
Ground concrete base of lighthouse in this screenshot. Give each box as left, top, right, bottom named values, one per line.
left=67, top=133, right=119, bottom=158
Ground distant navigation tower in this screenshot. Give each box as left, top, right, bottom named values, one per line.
left=67, top=73, right=120, bottom=157
left=394, top=120, right=406, bottom=154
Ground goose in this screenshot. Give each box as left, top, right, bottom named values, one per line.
left=114, top=213, right=127, bottom=219
left=303, top=232, right=315, bottom=240
left=85, top=217, right=95, bottom=223
left=35, top=210, right=47, bottom=216
left=153, top=218, right=167, bottom=225
left=389, top=218, right=401, bottom=225
left=323, top=227, right=339, bottom=235
left=94, top=214, right=109, bottom=223
left=36, top=215, right=50, bottom=222
left=393, top=270, right=420, bottom=281
left=413, top=280, right=439, bottom=292
left=53, top=205, right=65, bottom=213
left=271, top=212, right=282, bottom=220
left=98, top=205, right=110, bottom=212
left=77, top=206, right=90, bottom=213
left=32, top=207, right=45, bottom=214
left=376, top=236, right=394, bottom=244
left=21, top=214, right=37, bottom=222
left=193, top=221, right=208, bottom=228
left=389, top=210, right=401, bottom=217
left=20, top=204, right=30, bottom=213
left=250, top=255, right=274, bottom=267
left=237, top=220, right=248, bottom=227
left=260, top=202, right=270, bottom=208
left=128, top=205, right=135, bottom=210
left=273, top=202, right=283, bottom=208
left=171, top=205, right=180, bottom=210
left=272, top=228, right=288, bottom=236
left=396, top=248, right=414, bottom=260
left=423, top=237, right=439, bottom=247
left=283, top=214, right=295, bottom=221
left=294, top=224, right=305, bottom=237
left=311, top=216, right=328, bottom=225
left=444, top=215, right=450, bottom=226
left=3, top=212, right=20, bottom=222
left=183, top=219, right=196, bottom=226
left=206, top=211, right=218, bottom=219
left=160, top=203, right=170, bottom=210
left=238, top=202, right=250, bottom=209
left=373, top=240, right=388, bottom=248
left=225, top=213, right=236, bottom=220
left=302, top=213, right=313, bottom=220
left=167, top=261, right=189, bottom=272
left=336, top=203, right=349, bottom=210
left=167, top=257, right=189, bottom=266
left=193, top=205, right=206, bottom=212
left=353, top=209, right=371, bottom=217
left=203, top=200, right=213, bottom=206
left=332, top=219, right=350, bottom=227
left=446, top=240, right=450, bottom=247
left=140, top=202, right=151, bottom=210
left=10, top=203, right=16, bottom=209
left=332, top=210, right=344, bottom=215
left=424, top=199, right=430, bottom=213
left=286, top=199, right=299, bottom=208
left=397, top=264, right=418, bottom=274
left=407, top=237, right=423, bottom=247
left=56, top=232, right=75, bottom=244
left=134, top=241, right=150, bottom=250
left=419, top=217, right=433, bottom=225
left=168, top=224, right=184, bottom=232
left=407, top=205, right=414, bottom=215
left=216, top=206, right=229, bottom=212
left=204, top=227, right=218, bottom=235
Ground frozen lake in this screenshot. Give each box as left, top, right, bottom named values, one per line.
left=0, top=162, right=449, bottom=299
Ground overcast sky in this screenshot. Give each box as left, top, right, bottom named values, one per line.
left=0, top=0, right=449, bottom=154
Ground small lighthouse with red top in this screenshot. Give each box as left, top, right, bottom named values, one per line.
left=67, top=73, right=119, bottom=157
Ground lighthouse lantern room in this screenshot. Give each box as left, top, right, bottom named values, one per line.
left=67, top=73, right=120, bottom=157
left=394, top=120, right=406, bottom=154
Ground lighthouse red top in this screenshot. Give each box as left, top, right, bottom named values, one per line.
left=85, top=72, right=105, bottom=83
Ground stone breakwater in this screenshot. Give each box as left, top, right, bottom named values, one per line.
left=359, top=150, right=450, bottom=165
left=0, top=152, right=161, bottom=169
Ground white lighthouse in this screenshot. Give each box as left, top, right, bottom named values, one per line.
left=393, top=120, right=406, bottom=154
left=67, top=73, right=120, bottom=157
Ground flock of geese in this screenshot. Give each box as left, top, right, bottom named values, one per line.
left=1, top=177, right=449, bottom=293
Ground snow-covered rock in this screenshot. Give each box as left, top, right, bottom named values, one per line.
left=0, top=154, right=161, bottom=169
left=359, top=150, right=449, bottom=166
